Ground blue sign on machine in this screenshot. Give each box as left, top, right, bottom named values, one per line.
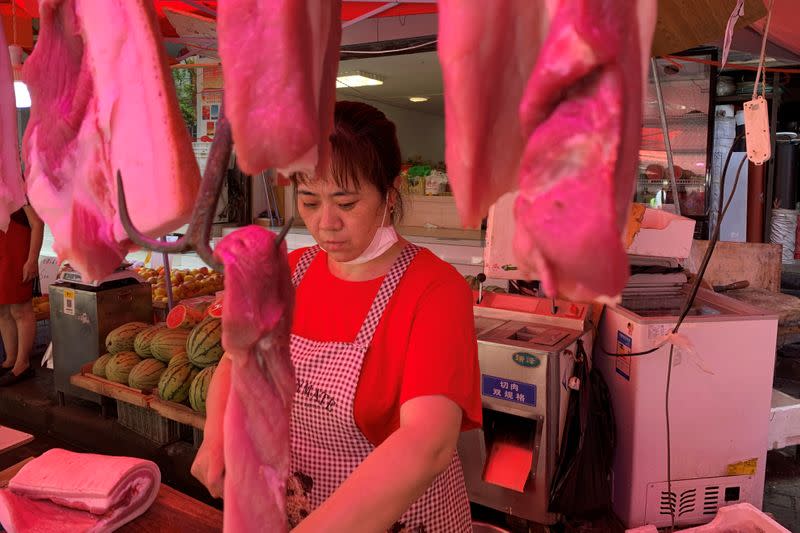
left=481, top=374, right=536, bottom=407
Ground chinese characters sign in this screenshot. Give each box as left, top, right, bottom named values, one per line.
left=481, top=375, right=536, bottom=407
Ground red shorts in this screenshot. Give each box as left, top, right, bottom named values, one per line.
left=0, top=218, right=33, bottom=305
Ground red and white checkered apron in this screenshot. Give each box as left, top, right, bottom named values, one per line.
left=289, top=244, right=472, bottom=532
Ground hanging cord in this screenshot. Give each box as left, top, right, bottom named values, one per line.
left=666, top=343, right=675, bottom=532
left=664, top=142, right=747, bottom=533
left=752, top=0, right=775, bottom=101
left=341, top=39, right=438, bottom=56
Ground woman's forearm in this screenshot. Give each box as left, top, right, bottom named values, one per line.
left=190, top=353, right=232, bottom=498
left=293, top=396, right=462, bottom=533
left=205, top=353, right=232, bottom=441
left=294, top=427, right=449, bottom=532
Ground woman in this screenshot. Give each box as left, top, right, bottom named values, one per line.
left=0, top=203, right=44, bottom=386
left=193, top=101, right=481, bottom=532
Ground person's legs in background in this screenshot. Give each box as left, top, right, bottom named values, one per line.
left=0, top=304, right=18, bottom=372
left=9, top=301, right=34, bottom=374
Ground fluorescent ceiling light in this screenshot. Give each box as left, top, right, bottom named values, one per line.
left=409, top=96, right=428, bottom=102
left=14, top=81, right=30, bottom=109
left=336, top=71, right=383, bottom=88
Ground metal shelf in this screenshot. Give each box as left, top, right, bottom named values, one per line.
left=715, top=93, right=774, bottom=104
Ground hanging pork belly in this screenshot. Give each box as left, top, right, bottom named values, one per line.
left=216, top=0, right=342, bottom=178
left=0, top=24, right=26, bottom=233
left=22, top=0, right=201, bottom=280
left=438, top=0, right=658, bottom=302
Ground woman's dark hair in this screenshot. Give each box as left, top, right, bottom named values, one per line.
left=292, top=100, right=404, bottom=222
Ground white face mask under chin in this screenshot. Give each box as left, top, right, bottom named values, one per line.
left=339, top=200, right=398, bottom=265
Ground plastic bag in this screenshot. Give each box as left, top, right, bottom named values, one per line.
left=548, top=339, right=616, bottom=517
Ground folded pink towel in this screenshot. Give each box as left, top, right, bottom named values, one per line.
left=0, top=449, right=161, bottom=533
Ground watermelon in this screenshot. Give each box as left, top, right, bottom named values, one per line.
left=128, top=359, right=167, bottom=390
left=166, top=304, right=205, bottom=330
left=92, top=353, right=113, bottom=378
left=189, top=365, right=216, bottom=414
left=207, top=300, right=222, bottom=318
left=105, top=352, right=142, bottom=384
left=134, top=323, right=167, bottom=358
left=106, top=322, right=151, bottom=354
left=187, top=318, right=223, bottom=368
left=150, top=328, right=191, bottom=363
left=168, top=352, right=190, bottom=369
left=158, top=361, right=200, bottom=403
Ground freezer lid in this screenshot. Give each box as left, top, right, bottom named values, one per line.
left=620, top=292, right=734, bottom=318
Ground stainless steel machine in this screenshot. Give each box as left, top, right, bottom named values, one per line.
left=49, top=264, right=152, bottom=404
left=458, top=292, right=592, bottom=525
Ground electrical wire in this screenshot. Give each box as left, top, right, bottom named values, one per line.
left=666, top=344, right=675, bottom=532
left=340, top=39, right=438, bottom=55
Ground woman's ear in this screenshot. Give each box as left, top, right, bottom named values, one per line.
left=390, top=174, right=403, bottom=210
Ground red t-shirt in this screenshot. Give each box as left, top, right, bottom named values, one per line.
left=289, top=246, right=482, bottom=446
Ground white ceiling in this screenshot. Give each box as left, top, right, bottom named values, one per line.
left=336, top=51, right=444, bottom=116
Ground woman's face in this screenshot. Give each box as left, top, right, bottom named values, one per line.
left=296, top=178, right=388, bottom=263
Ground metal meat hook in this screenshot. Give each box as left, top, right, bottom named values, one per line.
left=117, top=112, right=293, bottom=272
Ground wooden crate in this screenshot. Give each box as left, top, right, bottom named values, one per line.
left=71, top=363, right=186, bottom=445
left=71, top=363, right=151, bottom=408
left=400, top=194, right=474, bottom=233
left=116, top=401, right=186, bottom=446
left=72, top=363, right=206, bottom=443
left=150, top=398, right=206, bottom=431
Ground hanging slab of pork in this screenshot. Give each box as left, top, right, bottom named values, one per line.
left=216, top=0, right=342, bottom=178
left=0, top=23, right=26, bottom=233
left=214, top=226, right=295, bottom=532
left=437, top=0, right=554, bottom=229
left=438, top=0, right=657, bottom=302
left=0, top=448, right=161, bottom=533
left=22, top=0, right=201, bottom=280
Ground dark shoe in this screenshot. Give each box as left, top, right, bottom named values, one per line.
left=0, top=366, right=34, bottom=387
left=0, top=366, right=13, bottom=377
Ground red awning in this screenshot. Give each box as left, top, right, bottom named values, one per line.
left=6, top=1, right=800, bottom=61
left=153, top=1, right=438, bottom=38
left=0, top=1, right=438, bottom=42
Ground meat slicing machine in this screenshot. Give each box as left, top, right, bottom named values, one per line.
left=457, top=291, right=593, bottom=525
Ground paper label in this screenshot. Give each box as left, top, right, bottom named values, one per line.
left=62, top=289, right=75, bottom=316
left=616, top=331, right=632, bottom=381
left=482, top=375, right=536, bottom=406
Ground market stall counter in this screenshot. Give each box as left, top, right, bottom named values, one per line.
left=0, top=455, right=222, bottom=532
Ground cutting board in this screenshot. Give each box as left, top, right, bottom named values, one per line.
left=0, top=426, right=33, bottom=455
